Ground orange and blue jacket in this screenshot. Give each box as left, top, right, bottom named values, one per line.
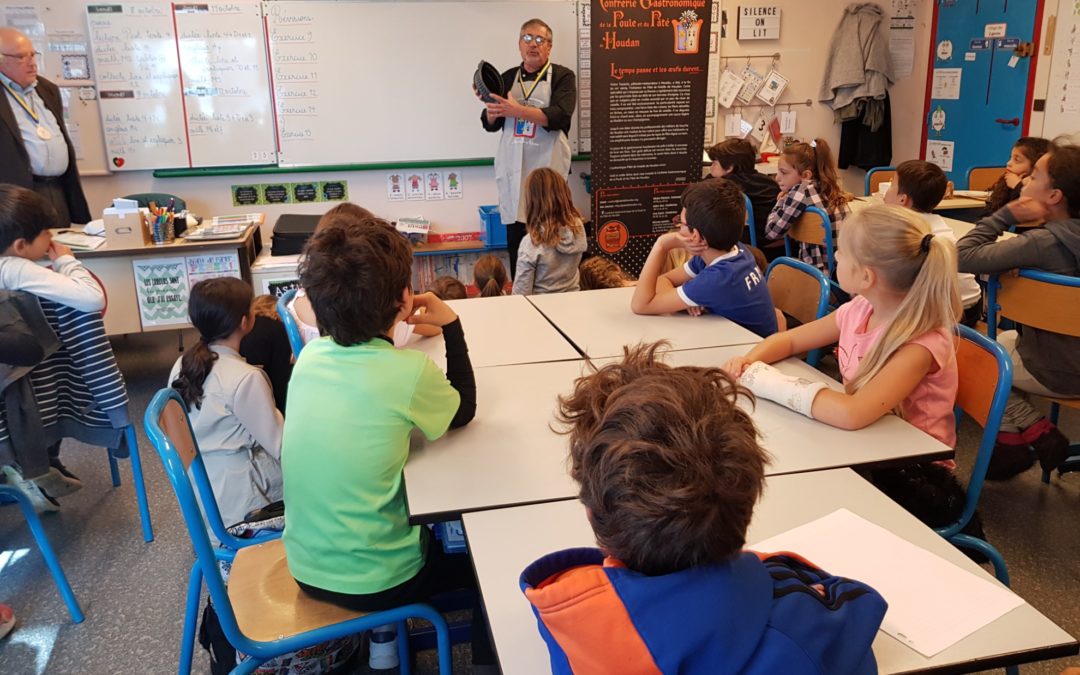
left=520, top=547, right=887, bottom=674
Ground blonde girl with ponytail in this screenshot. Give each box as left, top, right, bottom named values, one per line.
left=725, top=204, right=961, bottom=448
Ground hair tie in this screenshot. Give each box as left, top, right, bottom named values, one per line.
left=920, top=233, right=934, bottom=253
left=809, top=140, right=817, bottom=148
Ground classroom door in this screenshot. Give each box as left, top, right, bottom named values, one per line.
left=922, top=0, right=1044, bottom=187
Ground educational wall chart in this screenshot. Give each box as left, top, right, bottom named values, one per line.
left=1041, top=0, right=1080, bottom=139
left=133, top=252, right=241, bottom=327
left=86, top=1, right=274, bottom=170
left=590, top=0, right=713, bottom=276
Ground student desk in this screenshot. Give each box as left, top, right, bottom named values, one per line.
left=68, top=224, right=261, bottom=336
left=848, top=199, right=1018, bottom=241
left=463, top=469, right=1078, bottom=674
left=403, top=346, right=952, bottom=524
left=853, top=195, right=986, bottom=212
left=407, top=294, right=581, bottom=369
left=525, top=287, right=762, bottom=358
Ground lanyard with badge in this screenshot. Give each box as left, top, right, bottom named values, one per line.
left=1, top=80, right=52, bottom=140
left=513, top=61, right=550, bottom=139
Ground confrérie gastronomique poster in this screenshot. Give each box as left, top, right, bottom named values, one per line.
left=590, top=0, right=712, bottom=275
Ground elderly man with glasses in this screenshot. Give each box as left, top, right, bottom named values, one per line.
left=479, top=18, right=577, bottom=279
left=0, top=27, right=90, bottom=228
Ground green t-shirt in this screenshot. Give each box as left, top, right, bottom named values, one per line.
left=282, top=335, right=459, bottom=594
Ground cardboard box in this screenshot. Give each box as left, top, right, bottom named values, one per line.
left=103, top=208, right=150, bottom=248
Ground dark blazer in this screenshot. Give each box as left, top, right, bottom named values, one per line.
left=0, top=76, right=91, bottom=223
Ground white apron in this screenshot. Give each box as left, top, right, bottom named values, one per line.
left=495, top=64, right=572, bottom=224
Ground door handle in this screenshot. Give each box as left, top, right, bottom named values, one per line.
left=994, top=117, right=1020, bottom=126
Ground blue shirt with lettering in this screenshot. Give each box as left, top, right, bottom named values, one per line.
left=676, top=246, right=778, bottom=337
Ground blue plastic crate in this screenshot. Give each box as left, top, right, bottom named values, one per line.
left=433, top=520, right=467, bottom=553
left=479, top=204, right=506, bottom=249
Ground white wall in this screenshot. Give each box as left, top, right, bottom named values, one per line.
left=715, top=0, right=933, bottom=192
left=79, top=0, right=936, bottom=235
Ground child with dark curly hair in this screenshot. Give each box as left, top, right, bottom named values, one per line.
left=521, top=342, right=886, bottom=674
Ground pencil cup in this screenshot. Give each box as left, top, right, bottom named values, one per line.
left=150, top=213, right=175, bottom=245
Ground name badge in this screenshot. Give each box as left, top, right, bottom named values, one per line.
left=514, top=117, right=536, bottom=139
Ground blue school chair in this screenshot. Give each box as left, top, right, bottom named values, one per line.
left=966, top=166, right=1005, bottom=192
left=743, top=193, right=757, bottom=248
left=986, top=269, right=1080, bottom=482
left=276, top=289, right=305, bottom=361
left=144, top=388, right=452, bottom=675
left=110, top=425, right=154, bottom=542
left=765, top=257, right=830, bottom=366
left=949, top=325, right=1013, bottom=586
left=0, top=485, right=84, bottom=623
left=864, top=166, right=895, bottom=196
left=783, top=206, right=836, bottom=280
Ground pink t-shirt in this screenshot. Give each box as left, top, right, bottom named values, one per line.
left=835, top=296, right=958, bottom=449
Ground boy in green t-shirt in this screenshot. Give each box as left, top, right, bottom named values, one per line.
left=281, top=213, right=491, bottom=664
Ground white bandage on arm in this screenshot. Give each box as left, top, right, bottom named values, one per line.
left=738, top=361, right=828, bottom=418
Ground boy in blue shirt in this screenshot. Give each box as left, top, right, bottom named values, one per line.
left=631, top=179, right=778, bottom=336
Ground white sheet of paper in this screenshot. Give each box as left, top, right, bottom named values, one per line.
left=751, top=509, right=1025, bottom=658
left=755, top=69, right=789, bottom=106
left=717, top=69, right=744, bottom=108
left=737, top=65, right=765, bottom=103
left=779, top=110, right=796, bottom=134
left=750, top=112, right=769, bottom=143
left=931, top=68, right=962, bottom=100
left=724, top=112, right=742, bottom=137
left=1008, top=54, right=1020, bottom=68
left=926, top=139, right=955, bottom=172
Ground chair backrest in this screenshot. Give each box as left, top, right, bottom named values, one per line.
left=123, top=192, right=188, bottom=212
left=967, top=166, right=1005, bottom=192
left=276, top=288, right=305, bottom=360
left=986, top=269, right=1080, bottom=340
left=143, top=388, right=252, bottom=552
left=743, top=193, right=757, bottom=247
left=144, top=387, right=272, bottom=652
left=766, top=257, right=830, bottom=326
left=783, top=206, right=835, bottom=276
left=864, top=167, right=896, bottom=196
left=946, top=325, right=1013, bottom=538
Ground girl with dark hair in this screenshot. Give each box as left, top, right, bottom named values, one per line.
left=168, top=277, right=283, bottom=533
left=984, top=137, right=1051, bottom=214
left=764, top=138, right=851, bottom=273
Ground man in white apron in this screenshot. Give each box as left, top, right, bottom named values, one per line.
left=480, top=19, right=576, bottom=278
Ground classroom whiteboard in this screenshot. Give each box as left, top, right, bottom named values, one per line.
left=86, top=0, right=276, bottom=170
left=1041, top=0, right=1080, bottom=141
left=266, top=0, right=580, bottom=167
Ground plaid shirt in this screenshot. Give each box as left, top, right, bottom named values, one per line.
left=764, top=181, right=849, bottom=273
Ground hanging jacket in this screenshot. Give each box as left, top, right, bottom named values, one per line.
left=0, top=298, right=131, bottom=461
left=521, top=547, right=886, bottom=675
left=819, top=4, right=894, bottom=130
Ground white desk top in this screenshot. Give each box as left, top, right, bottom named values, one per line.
left=525, top=287, right=762, bottom=359
left=854, top=195, right=985, bottom=212
left=407, top=294, right=581, bottom=370
left=464, top=469, right=1077, bottom=674
left=848, top=199, right=1016, bottom=242
left=404, top=345, right=951, bottom=523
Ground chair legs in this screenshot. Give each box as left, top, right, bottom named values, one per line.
left=179, top=564, right=204, bottom=675
left=107, top=425, right=154, bottom=542
left=0, top=486, right=85, bottom=623
left=1044, top=402, right=1080, bottom=483
left=397, top=619, right=412, bottom=675
left=949, top=533, right=1011, bottom=587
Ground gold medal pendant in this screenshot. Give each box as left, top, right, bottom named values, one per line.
left=36, top=125, right=52, bottom=140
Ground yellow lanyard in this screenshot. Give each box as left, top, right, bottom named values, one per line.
left=2, top=80, right=41, bottom=126
left=517, top=61, right=551, bottom=104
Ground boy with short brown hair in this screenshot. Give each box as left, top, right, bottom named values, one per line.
left=521, top=342, right=886, bottom=674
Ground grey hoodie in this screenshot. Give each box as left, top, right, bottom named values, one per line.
left=956, top=207, right=1080, bottom=395
left=512, top=221, right=589, bottom=295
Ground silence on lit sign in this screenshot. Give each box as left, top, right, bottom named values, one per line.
left=738, top=5, right=781, bottom=40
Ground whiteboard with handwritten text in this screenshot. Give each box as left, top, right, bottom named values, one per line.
left=87, top=3, right=188, bottom=170
left=87, top=1, right=274, bottom=170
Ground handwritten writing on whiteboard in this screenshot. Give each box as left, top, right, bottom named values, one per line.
left=88, top=3, right=188, bottom=169
left=174, top=2, right=276, bottom=165
left=266, top=3, right=322, bottom=165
